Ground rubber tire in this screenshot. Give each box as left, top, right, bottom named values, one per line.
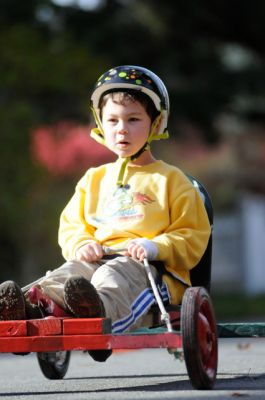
left=37, top=351, right=71, bottom=379
left=181, top=287, right=218, bottom=390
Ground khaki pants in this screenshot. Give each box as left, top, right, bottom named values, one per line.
left=27, top=256, right=170, bottom=332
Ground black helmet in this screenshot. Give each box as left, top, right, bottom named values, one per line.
left=91, top=65, right=169, bottom=139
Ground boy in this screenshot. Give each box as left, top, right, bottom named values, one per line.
left=0, top=66, right=211, bottom=360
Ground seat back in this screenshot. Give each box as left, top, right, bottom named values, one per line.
left=187, top=176, right=213, bottom=292
left=149, top=176, right=213, bottom=328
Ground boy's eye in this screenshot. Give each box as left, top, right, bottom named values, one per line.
left=129, top=117, right=140, bottom=122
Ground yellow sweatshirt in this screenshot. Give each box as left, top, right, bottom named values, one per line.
left=59, top=159, right=211, bottom=303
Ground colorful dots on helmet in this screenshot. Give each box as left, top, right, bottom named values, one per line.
left=92, top=66, right=165, bottom=106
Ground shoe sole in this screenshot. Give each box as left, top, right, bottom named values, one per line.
left=0, top=281, right=26, bottom=320
left=64, top=276, right=103, bottom=318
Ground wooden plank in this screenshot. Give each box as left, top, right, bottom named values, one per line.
left=0, top=317, right=111, bottom=338
left=63, top=318, right=112, bottom=335
left=61, top=332, right=181, bottom=351
left=27, top=317, right=62, bottom=336
left=0, top=321, right=27, bottom=337
left=0, top=334, right=111, bottom=353
left=110, top=332, right=182, bottom=350
left=0, top=332, right=182, bottom=353
left=0, top=336, right=65, bottom=353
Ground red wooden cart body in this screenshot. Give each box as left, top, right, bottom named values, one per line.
left=0, top=317, right=182, bottom=354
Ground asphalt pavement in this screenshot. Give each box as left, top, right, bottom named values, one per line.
left=0, top=338, right=265, bottom=399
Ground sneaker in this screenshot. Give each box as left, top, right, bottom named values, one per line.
left=26, top=285, right=70, bottom=318
left=0, top=281, right=26, bottom=321
left=63, top=276, right=103, bottom=318
left=63, top=276, right=112, bottom=362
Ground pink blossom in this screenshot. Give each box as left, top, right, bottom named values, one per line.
left=31, top=122, right=115, bottom=176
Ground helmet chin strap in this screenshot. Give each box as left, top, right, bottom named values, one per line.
left=90, top=109, right=169, bottom=187
left=116, top=142, right=150, bottom=187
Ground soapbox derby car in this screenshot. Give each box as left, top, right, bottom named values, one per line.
left=0, top=177, right=263, bottom=390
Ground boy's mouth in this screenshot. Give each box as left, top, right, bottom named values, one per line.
left=117, top=141, right=129, bottom=146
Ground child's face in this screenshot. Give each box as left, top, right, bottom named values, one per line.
left=101, top=98, right=152, bottom=159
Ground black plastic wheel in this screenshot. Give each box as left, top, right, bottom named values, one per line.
left=37, top=351, right=71, bottom=379
left=181, top=287, right=218, bottom=390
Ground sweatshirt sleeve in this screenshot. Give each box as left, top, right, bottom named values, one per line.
left=152, top=182, right=211, bottom=272
left=58, top=173, right=97, bottom=260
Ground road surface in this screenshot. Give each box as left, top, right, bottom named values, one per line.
left=0, top=338, right=264, bottom=399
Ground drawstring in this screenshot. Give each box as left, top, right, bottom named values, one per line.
left=116, top=158, right=130, bottom=187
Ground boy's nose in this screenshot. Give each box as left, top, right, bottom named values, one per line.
left=118, top=128, right=128, bottom=134
left=117, top=122, right=128, bottom=134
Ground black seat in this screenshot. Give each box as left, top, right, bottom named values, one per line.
left=187, top=175, right=213, bottom=292
left=150, top=176, right=213, bottom=327
left=151, top=175, right=213, bottom=293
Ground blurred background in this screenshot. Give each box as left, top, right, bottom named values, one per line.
left=1, top=0, right=265, bottom=319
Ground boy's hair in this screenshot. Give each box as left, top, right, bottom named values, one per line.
left=99, top=89, right=160, bottom=123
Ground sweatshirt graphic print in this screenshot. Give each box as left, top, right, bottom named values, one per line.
left=93, top=185, right=155, bottom=223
